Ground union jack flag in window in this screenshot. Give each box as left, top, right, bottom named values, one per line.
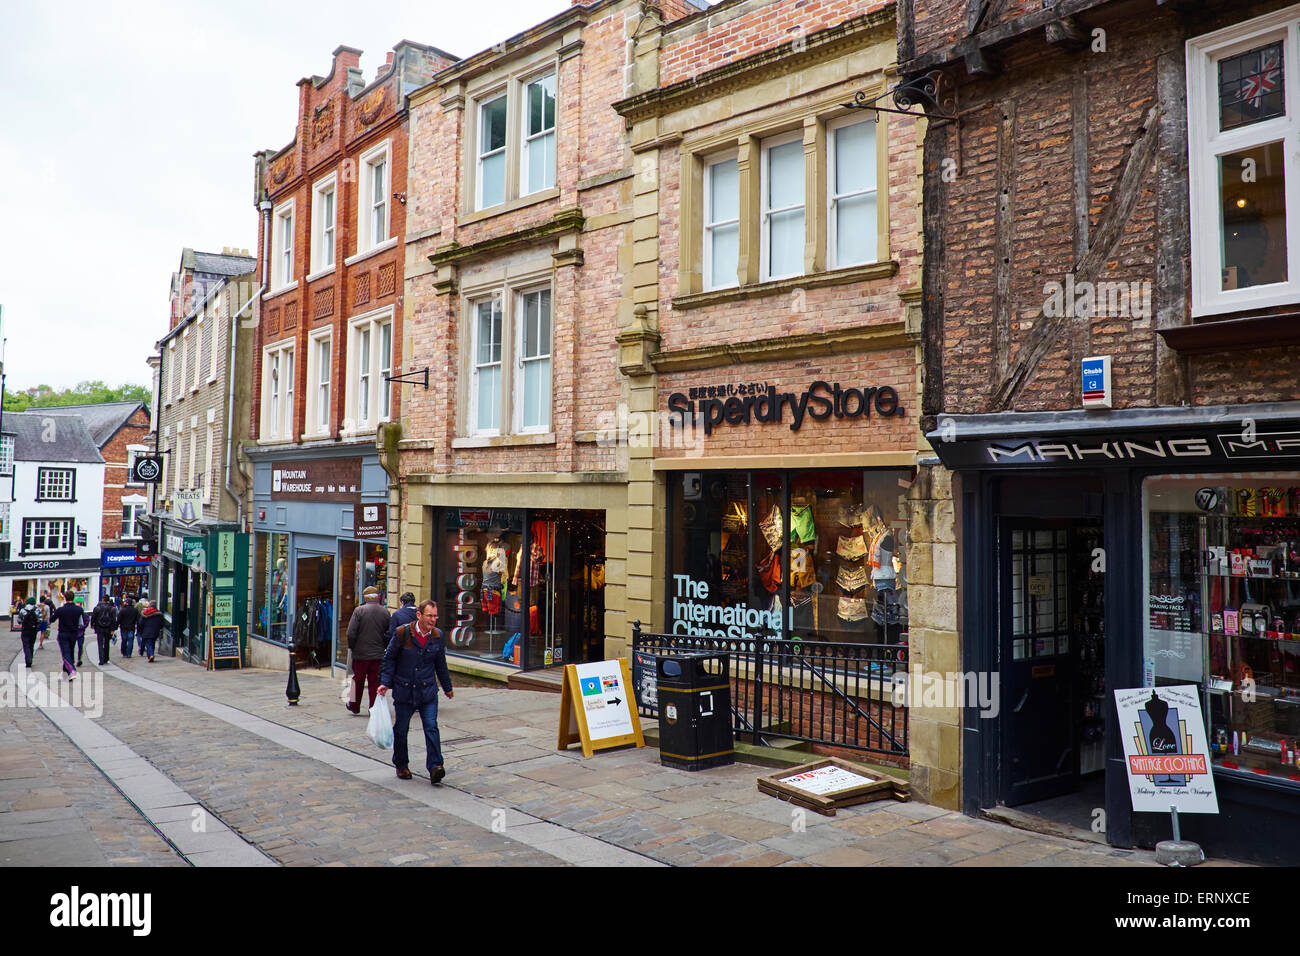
left=1219, top=41, right=1285, bottom=131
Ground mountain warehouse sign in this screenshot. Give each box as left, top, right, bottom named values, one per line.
left=668, top=381, right=904, bottom=435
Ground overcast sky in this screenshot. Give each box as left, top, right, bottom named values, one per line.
left=0, top=0, right=581, bottom=394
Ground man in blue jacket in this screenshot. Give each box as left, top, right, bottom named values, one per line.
left=377, top=600, right=454, bottom=784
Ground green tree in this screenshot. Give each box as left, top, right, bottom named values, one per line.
left=3, top=381, right=151, bottom=412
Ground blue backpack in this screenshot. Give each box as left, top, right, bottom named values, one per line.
left=501, top=633, right=520, bottom=662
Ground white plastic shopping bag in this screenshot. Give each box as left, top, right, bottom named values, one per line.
left=367, top=694, right=394, bottom=749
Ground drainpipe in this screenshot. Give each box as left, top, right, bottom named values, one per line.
left=225, top=283, right=263, bottom=531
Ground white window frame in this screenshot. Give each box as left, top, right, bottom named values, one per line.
left=179, top=329, right=190, bottom=398
left=188, top=420, right=198, bottom=491
left=521, top=72, right=557, bottom=197
left=703, top=151, right=740, bottom=291
left=206, top=305, right=219, bottom=383
left=1188, top=8, right=1300, bottom=317
left=468, top=295, right=504, bottom=436
left=345, top=309, right=394, bottom=433
left=203, top=421, right=214, bottom=502
left=760, top=130, right=807, bottom=282
left=189, top=323, right=200, bottom=393
left=311, top=174, right=338, bottom=276
left=306, top=328, right=332, bottom=438
left=476, top=92, right=509, bottom=211
left=22, top=518, right=72, bottom=555
left=121, top=495, right=147, bottom=540
left=827, top=115, right=879, bottom=269
left=357, top=142, right=392, bottom=254
left=37, top=468, right=75, bottom=501
left=0, top=435, right=13, bottom=476
left=272, top=199, right=296, bottom=292
left=514, top=287, right=552, bottom=434
left=125, top=444, right=148, bottom=487
left=168, top=342, right=178, bottom=404
left=261, top=340, right=296, bottom=441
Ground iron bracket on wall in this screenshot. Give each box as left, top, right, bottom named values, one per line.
left=384, top=368, right=430, bottom=390
left=842, top=71, right=958, bottom=122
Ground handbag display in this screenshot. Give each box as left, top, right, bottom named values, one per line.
left=722, top=501, right=749, bottom=533
left=836, top=534, right=867, bottom=560
left=758, top=551, right=782, bottom=593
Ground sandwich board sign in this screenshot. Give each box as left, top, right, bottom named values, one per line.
left=207, top=625, right=243, bottom=670
left=1114, top=685, right=1218, bottom=814
left=558, top=659, right=645, bottom=758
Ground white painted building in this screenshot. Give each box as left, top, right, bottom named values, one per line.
left=0, top=412, right=106, bottom=612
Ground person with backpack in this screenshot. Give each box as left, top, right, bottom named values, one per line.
left=118, top=598, right=140, bottom=658
left=91, top=595, right=119, bottom=666
left=345, top=586, right=390, bottom=715
left=38, top=591, right=55, bottom=649
left=377, top=600, right=454, bottom=785
left=16, top=597, right=40, bottom=668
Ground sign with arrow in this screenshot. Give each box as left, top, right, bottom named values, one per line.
left=558, top=659, right=644, bottom=758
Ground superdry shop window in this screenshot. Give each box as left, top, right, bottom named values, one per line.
left=433, top=507, right=606, bottom=670
left=667, top=469, right=909, bottom=644
left=1144, top=474, right=1300, bottom=787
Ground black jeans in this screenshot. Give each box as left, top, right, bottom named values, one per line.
left=20, top=633, right=36, bottom=667
left=96, top=630, right=113, bottom=664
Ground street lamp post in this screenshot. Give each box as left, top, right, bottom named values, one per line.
left=286, top=638, right=300, bottom=705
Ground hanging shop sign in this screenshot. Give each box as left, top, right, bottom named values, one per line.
left=557, top=659, right=645, bottom=758
left=668, top=381, right=905, bottom=435
left=271, top=457, right=362, bottom=503
left=353, top=502, right=388, bottom=539
left=174, top=489, right=204, bottom=523
left=1114, top=685, right=1219, bottom=814
left=930, top=417, right=1300, bottom=470
left=131, top=456, right=163, bottom=484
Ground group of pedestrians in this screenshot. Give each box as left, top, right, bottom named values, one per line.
left=345, top=589, right=454, bottom=787
left=14, top=590, right=166, bottom=678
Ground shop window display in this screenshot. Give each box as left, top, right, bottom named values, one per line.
left=669, top=469, right=909, bottom=645
left=1144, top=475, right=1300, bottom=786
left=254, top=532, right=291, bottom=643
left=435, top=507, right=605, bottom=669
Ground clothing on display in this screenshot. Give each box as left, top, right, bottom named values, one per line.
left=790, top=546, right=815, bottom=589
left=836, top=563, right=868, bottom=592
left=789, top=505, right=817, bottom=545
left=760, top=507, right=784, bottom=551
left=837, top=596, right=868, bottom=622
left=836, top=534, right=867, bottom=560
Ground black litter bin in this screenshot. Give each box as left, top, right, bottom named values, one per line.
left=656, top=652, right=734, bottom=770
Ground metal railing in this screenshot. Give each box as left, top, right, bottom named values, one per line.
left=631, top=621, right=908, bottom=757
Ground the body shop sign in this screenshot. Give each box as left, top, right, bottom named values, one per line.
left=271, top=458, right=361, bottom=502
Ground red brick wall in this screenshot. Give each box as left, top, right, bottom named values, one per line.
left=917, top=1, right=1300, bottom=417
left=658, top=0, right=892, bottom=86
left=100, top=407, right=151, bottom=542
left=252, top=44, right=454, bottom=444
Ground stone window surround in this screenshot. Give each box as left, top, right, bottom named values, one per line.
left=343, top=305, right=395, bottom=438
left=457, top=258, right=555, bottom=442
left=676, top=84, right=892, bottom=299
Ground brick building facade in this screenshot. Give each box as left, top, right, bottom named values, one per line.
left=904, top=0, right=1300, bottom=862
left=398, top=0, right=706, bottom=674
left=246, top=41, right=455, bottom=671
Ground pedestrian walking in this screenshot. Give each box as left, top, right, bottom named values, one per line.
left=136, top=600, right=165, bottom=662
left=38, top=591, right=55, bottom=649
left=16, top=597, right=40, bottom=668
left=51, top=592, right=84, bottom=678
left=386, top=592, right=418, bottom=642
left=118, top=599, right=140, bottom=658
left=72, top=598, right=89, bottom=667
left=378, top=600, right=453, bottom=785
left=345, top=586, right=390, bottom=715
left=91, top=595, right=118, bottom=666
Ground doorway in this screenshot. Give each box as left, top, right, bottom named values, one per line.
left=294, top=553, right=334, bottom=669
left=999, top=518, right=1106, bottom=812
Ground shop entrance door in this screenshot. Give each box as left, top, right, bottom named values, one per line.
left=999, top=520, right=1078, bottom=806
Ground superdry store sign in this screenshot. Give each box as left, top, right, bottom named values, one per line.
left=668, top=381, right=905, bottom=435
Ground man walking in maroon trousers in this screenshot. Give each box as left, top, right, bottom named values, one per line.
left=345, top=586, right=389, bottom=715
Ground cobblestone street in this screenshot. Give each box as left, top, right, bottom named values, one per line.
left=1, top=634, right=1238, bottom=867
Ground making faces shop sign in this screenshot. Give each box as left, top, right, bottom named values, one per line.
left=1114, top=685, right=1219, bottom=814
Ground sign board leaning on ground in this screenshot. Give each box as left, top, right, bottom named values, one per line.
left=756, top=758, right=910, bottom=816
left=1114, top=685, right=1219, bottom=814
left=208, top=626, right=242, bottom=670
left=558, top=659, right=645, bottom=758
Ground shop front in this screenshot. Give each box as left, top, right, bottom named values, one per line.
left=1, top=557, right=100, bottom=615
left=100, top=547, right=150, bottom=605
left=248, top=450, right=389, bottom=673
left=156, top=524, right=208, bottom=663
left=933, top=403, right=1300, bottom=865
